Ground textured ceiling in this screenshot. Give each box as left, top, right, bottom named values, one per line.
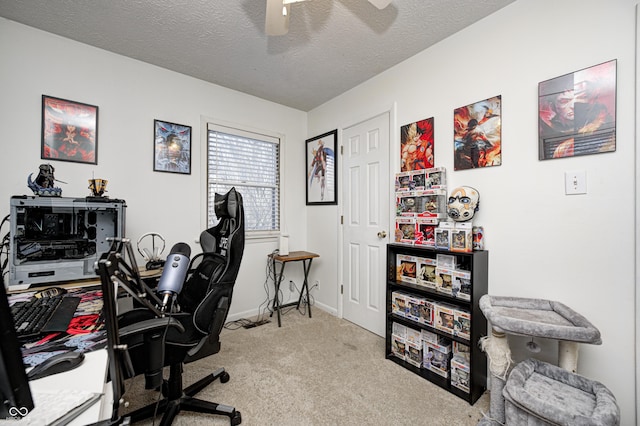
left=0, top=0, right=515, bottom=111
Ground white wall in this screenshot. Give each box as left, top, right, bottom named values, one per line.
left=308, top=0, right=637, bottom=424
left=0, top=18, right=310, bottom=320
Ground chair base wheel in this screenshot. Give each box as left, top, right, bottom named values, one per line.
left=221, top=371, right=231, bottom=383
left=231, top=410, right=242, bottom=425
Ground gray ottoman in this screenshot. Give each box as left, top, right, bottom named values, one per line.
left=503, top=358, right=619, bottom=425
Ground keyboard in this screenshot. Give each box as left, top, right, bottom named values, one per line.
left=10, top=296, right=81, bottom=340
left=4, top=389, right=102, bottom=425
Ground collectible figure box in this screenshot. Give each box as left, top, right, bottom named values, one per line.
left=417, top=299, right=435, bottom=326
left=435, top=222, right=453, bottom=250
left=453, top=341, right=471, bottom=363
left=452, top=269, right=471, bottom=301
left=392, top=322, right=407, bottom=339
left=391, top=291, right=408, bottom=317
left=391, top=334, right=406, bottom=360
left=435, top=267, right=454, bottom=296
left=451, top=358, right=471, bottom=393
left=472, top=225, right=485, bottom=250
left=424, top=166, right=446, bottom=190
left=397, top=194, right=418, bottom=216
left=435, top=303, right=456, bottom=334
left=436, top=253, right=456, bottom=269
left=405, top=294, right=422, bottom=322
left=416, top=257, right=437, bottom=288
left=406, top=340, right=423, bottom=367
left=414, top=189, right=447, bottom=219
left=423, top=339, right=451, bottom=378
left=395, top=172, right=412, bottom=192
left=453, top=308, right=471, bottom=340
left=415, top=219, right=437, bottom=247
left=396, top=254, right=418, bottom=283
left=395, top=217, right=417, bottom=244
left=421, top=329, right=449, bottom=346
left=409, top=169, right=426, bottom=191
left=450, top=222, right=473, bottom=253
left=405, top=326, right=422, bottom=345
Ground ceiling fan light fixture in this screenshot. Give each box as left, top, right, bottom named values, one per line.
left=367, top=0, right=391, bottom=9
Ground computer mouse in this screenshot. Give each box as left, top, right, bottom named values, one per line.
left=27, top=351, right=85, bottom=380
left=34, top=287, right=67, bottom=298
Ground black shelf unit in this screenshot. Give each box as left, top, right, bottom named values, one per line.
left=385, top=243, right=488, bottom=405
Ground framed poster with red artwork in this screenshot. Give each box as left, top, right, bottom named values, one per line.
left=41, top=95, right=98, bottom=165
left=400, top=118, right=434, bottom=172
left=453, top=95, right=502, bottom=171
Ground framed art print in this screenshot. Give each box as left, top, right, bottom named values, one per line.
left=453, top=95, right=502, bottom=171
left=306, top=129, right=337, bottom=205
left=400, top=117, right=434, bottom=172
left=538, top=60, right=616, bottom=160
left=41, top=95, right=98, bottom=164
left=154, top=119, right=192, bottom=174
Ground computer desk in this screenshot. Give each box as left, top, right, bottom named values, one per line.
left=27, top=348, right=113, bottom=424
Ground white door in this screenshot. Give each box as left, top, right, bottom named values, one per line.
left=342, top=112, right=390, bottom=337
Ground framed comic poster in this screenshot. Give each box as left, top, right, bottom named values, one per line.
left=41, top=95, right=98, bottom=164
left=306, top=129, right=337, bottom=205
left=538, top=60, right=616, bottom=160
left=454, top=95, right=502, bottom=171
left=400, top=117, right=434, bottom=172
left=154, top=119, right=192, bottom=174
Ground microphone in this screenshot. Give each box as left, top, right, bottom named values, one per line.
left=156, top=242, right=191, bottom=310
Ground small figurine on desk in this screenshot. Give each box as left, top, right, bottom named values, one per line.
left=88, top=177, right=108, bottom=197
left=27, top=163, right=65, bottom=196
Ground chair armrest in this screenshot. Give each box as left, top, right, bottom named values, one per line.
left=119, top=316, right=185, bottom=338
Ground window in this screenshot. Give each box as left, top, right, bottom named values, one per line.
left=207, top=123, right=280, bottom=237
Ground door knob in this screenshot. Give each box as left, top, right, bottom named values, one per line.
left=377, top=231, right=387, bottom=238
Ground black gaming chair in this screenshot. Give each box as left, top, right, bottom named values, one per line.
left=120, top=187, right=245, bottom=425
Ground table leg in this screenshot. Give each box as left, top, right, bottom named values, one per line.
left=270, top=258, right=287, bottom=327
left=298, top=258, right=313, bottom=318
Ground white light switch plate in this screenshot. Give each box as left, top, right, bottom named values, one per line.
left=565, top=170, right=587, bottom=195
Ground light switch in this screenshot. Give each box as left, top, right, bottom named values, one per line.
left=565, top=170, right=587, bottom=195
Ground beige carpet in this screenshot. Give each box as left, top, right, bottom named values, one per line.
left=122, top=307, right=490, bottom=425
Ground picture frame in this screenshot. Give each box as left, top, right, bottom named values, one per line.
left=306, top=129, right=337, bottom=205
left=453, top=95, right=502, bottom=171
left=538, top=60, right=616, bottom=160
left=41, top=95, right=98, bottom=165
left=153, top=119, right=192, bottom=174
left=400, top=117, right=435, bottom=172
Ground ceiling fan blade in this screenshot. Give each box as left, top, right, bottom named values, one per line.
left=266, top=0, right=290, bottom=36
left=368, top=0, right=391, bottom=9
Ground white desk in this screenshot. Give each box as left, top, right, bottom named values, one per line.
left=0, top=349, right=113, bottom=425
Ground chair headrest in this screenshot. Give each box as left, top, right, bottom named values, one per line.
left=214, top=187, right=239, bottom=219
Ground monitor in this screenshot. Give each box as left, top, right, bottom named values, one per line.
left=0, top=276, right=34, bottom=419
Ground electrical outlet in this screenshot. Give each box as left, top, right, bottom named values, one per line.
left=315, top=280, right=320, bottom=290
left=289, top=280, right=295, bottom=292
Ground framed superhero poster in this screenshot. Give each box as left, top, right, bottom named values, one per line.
left=538, top=60, right=616, bottom=160
left=454, top=95, right=502, bottom=171
left=306, top=129, right=337, bottom=205
left=41, top=95, right=98, bottom=164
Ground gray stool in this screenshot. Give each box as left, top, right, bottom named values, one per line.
left=503, top=358, right=619, bottom=426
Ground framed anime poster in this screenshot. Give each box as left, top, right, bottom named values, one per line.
left=153, top=119, right=192, bottom=174
left=454, top=95, right=502, bottom=171
left=538, top=60, right=616, bottom=160
left=41, top=95, right=98, bottom=164
left=306, top=129, right=337, bottom=205
left=400, top=117, right=434, bottom=172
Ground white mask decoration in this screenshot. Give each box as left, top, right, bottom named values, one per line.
left=447, top=186, right=480, bottom=222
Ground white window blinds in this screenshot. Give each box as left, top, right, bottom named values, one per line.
left=207, top=123, right=280, bottom=234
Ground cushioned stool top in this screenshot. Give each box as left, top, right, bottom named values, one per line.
left=504, top=358, right=619, bottom=426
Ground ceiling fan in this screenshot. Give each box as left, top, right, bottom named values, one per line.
left=265, top=0, right=392, bottom=36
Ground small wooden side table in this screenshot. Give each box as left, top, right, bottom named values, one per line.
left=268, top=251, right=319, bottom=327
